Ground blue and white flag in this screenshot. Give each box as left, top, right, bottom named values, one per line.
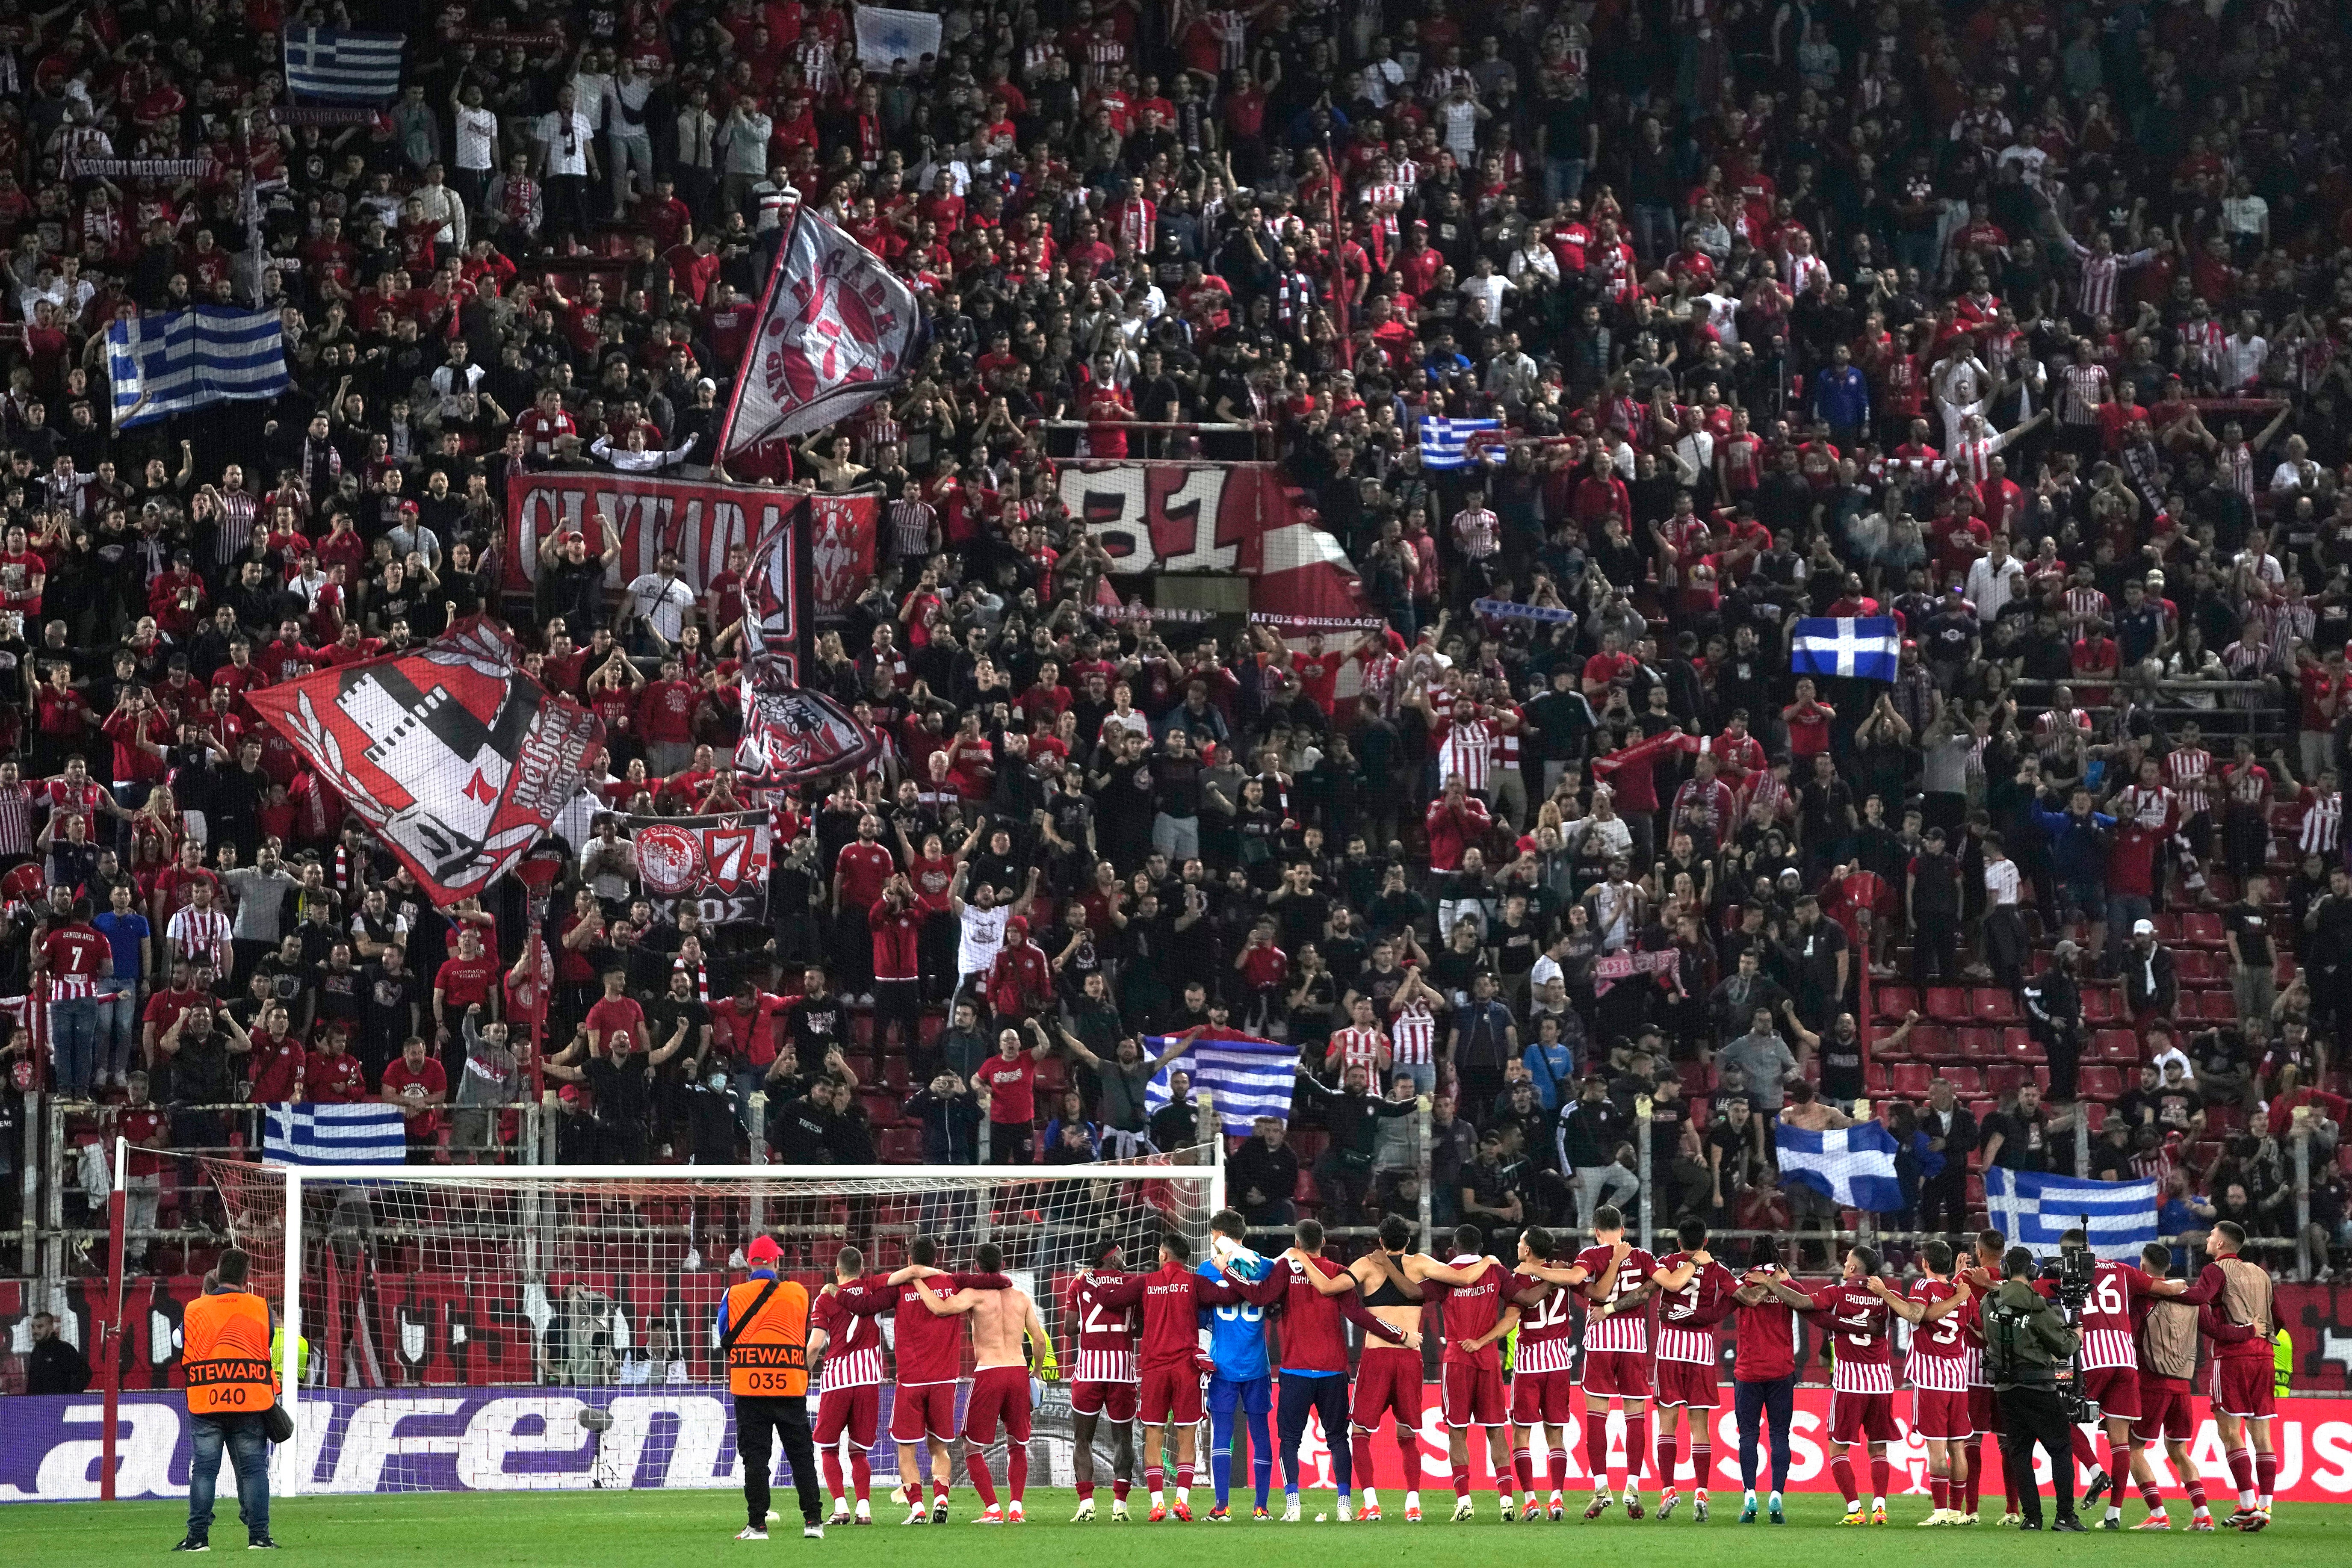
left=1791, top=615, right=1901, bottom=681
left=853, top=6, right=944, bottom=68
left=263, top=1103, right=408, bottom=1166
left=1984, top=1167, right=2159, bottom=1262
left=1144, top=1032, right=1297, bottom=1136
left=282, top=28, right=406, bottom=102
left=1777, top=1120, right=1905, bottom=1214
left=1419, top=417, right=1502, bottom=470
left=107, top=307, right=289, bottom=428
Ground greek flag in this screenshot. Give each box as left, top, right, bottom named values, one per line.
left=853, top=6, right=944, bottom=68
left=1984, top=1167, right=2159, bottom=1262
left=1791, top=615, right=1901, bottom=682
left=107, top=307, right=289, bottom=428
left=1144, top=1032, right=1297, bottom=1136
left=1419, top=417, right=1501, bottom=470
left=281, top=28, right=406, bottom=102
left=1777, top=1120, right=1905, bottom=1214
left=263, top=1104, right=408, bottom=1166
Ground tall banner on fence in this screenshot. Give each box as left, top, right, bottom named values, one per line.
left=503, top=472, right=814, bottom=673
left=804, top=492, right=879, bottom=619
left=1056, top=462, right=1369, bottom=624
left=624, top=811, right=771, bottom=923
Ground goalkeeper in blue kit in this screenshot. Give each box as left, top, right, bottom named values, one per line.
left=1199, top=1209, right=1276, bottom=1521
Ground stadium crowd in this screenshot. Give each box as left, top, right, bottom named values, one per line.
left=0, top=0, right=2350, bottom=1282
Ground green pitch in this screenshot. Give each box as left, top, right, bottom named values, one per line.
left=12, top=1491, right=2350, bottom=1564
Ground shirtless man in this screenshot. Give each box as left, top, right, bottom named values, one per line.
left=913, top=1241, right=1056, bottom=1524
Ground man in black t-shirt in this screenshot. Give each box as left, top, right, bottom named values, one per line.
left=2224, top=874, right=2276, bottom=1025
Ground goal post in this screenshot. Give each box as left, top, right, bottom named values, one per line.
left=196, top=1150, right=1222, bottom=1499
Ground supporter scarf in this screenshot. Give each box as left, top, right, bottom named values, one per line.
left=1471, top=597, right=1578, bottom=624
left=62, top=155, right=210, bottom=180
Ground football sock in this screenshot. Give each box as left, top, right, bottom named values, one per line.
left=1452, top=1460, right=1471, bottom=1499
left=2255, top=1450, right=2276, bottom=1507
left=1008, top=1447, right=1027, bottom=1505
left=969, top=1455, right=997, bottom=1509
left=1212, top=1409, right=1235, bottom=1508
left=823, top=1451, right=844, bottom=1503
left=2185, top=1477, right=2209, bottom=1513
left=2108, top=1442, right=2131, bottom=1493
left=1870, top=1456, right=1890, bottom=1505
left=1513, top=1448, right=1534, bottom=1495
left=1831, top=1453, right=1858, bottom=1508
left=1351, top=1433, right=1377, bottom=1503
left=1247, top=1409, right=1274, bottom=1508
left=1112, top=1476, right=1131, bottom=1502
left=1584, top=1420, right=1608, bottom=1488
left=1548, top=1450, right=1568, bottom=1496
left=2137, top=1481, right=2163, bottom=1511
left=2070, top=1426, right=2099, bottom=1474
left=1657, top=1437, right=1677, bottom=1492
left=851, top=1454, right=870, bottom=1503
left=1625, top=1414, right=1648, bottom=1492
left=1692, top=1442, right=1711, bottom=1494
left=931, top=1476, right=949, bottom=1503
left=1398, top=1424, right=1425, bottom=1495
left=2226, top=1447, right=2254, bottom=1507
left=1145, top=1464, right=1164, bottom=1505
left=1076, top=1479, right=1095, bottom=1503
left=1962, top=1439, right=1983, bottom=1514
left=1930, top=1476, right=1949, bottom=1512
left=1176, top=1462, right=1193, bottom=1503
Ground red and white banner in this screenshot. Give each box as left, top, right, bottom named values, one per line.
left=732, top=505, right=880, bottom=785
left=1057, top=461, right=1370, bottom=624
left=718, top=199, right=922, bottom=456
left=502, top=470, right=804, bottom=596
left=804, top=492, right=879, bottom=619
left=247, top=620, right=603, bottom=906
left=625, top=810, right=771, bottom=923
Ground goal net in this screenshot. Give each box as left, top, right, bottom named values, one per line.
left=200, top=1152, right=1219, bottom=1497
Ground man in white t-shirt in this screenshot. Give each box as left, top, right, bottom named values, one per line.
left=621, top=550, right=697, bottom=654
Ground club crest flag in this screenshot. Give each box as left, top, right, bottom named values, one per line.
left=247, top=619, right=603, bottom=905
left=719, top=199, right=923, bottom=457
left=733, top=506, right=883, bottom=785
left=625, top=810, right=772, bottom=923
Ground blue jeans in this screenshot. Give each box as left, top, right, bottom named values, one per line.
left=1544, top=156, right=1588, bottom=210
left=1734, top=1373, right=1796, bottom=1493
left=187, top=1412, right=271, bottom=1541
left=48, top=995, right=102, bottom=1099
left=97, top=980, right=139, bottom=1083
left=1633, top=203, right=1676, bottom=263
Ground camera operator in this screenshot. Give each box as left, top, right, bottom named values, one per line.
left=1983, top=1245, right=2086, bottom=1531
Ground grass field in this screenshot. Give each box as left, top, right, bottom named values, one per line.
left=13, top=1490, right=2351, bottom=1564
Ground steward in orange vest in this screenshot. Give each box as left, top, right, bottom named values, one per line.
left=718, top=1235, right=823, bottom=1539
left=176, top=1246, right=278, bottom=1551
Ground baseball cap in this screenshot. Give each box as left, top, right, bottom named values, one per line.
left=746, top=1235, right=783, bottom=1264
left=2132, top=918, right=2155, bottom=936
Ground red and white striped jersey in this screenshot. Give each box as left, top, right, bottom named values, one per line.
left=1328, top=1025, right=1386, bottom=1072
left=1903, top=1278, right=1978, bottom=1390
left=1438, top=718, right=1493, bottom=792
left=1082, top=35, right=1128, bottom=89
left=1575, top=1245, right=1656, bottom=1352
left=1451, top=507, right=1498, bottom=558
left=1387, top=999, right=1436, bottom=1065
left=1508, top=1276, right=1579, bottom=1373
left=1653, top=1253, right=1733, bottom=1364
left=168, top=906, right=234, bottom=973
left=810, top=1286, right=886, bottom=1389
left=2065, top=585, right=2111, bottom=626
left=2166, top=747, right=2214, bottom=812
left=1808, top=1280, right=1895, bottom=1390
left=2216, top=441, right=2256, bottom=501
left=2033, top=706, right=2091, bottom=740
left=1488, top=707, right=1523, bottom=771
left=39, top=922, right=109, bottom=1000
left=2080, top=1260, right=2156, bottom=1371
left=2118, top=783, right=2175, bottom=831
left=2297, top=787, right=2341, bottom=855
left=2056, top=361, right=2109, bottom=425
left=1066, top=1267, right=1141, bottom=1384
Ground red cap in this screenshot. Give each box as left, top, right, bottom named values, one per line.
left=746, top=1235, right=783, bottom=1264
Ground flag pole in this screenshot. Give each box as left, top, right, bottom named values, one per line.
left=712, top=186, right=806, bottom=468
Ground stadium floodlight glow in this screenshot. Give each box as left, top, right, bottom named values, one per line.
left=199, top=1153, right=1220, bottom=1497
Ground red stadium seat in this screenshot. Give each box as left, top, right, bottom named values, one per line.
left=1987, top=1064, right=2030, bottom=1098
left=1926, top=986, right=1972, bottom=1022
left=2151, top=912, right=2185, bottom=942
left=2079, top=987, right=2120, bottom=1022
left=2078, top=1066, right=2123, bottom=1100
left=1888, top=1062, right=1933, bottom=1098
left=2197, top=990, right=2238, bottom=1021
left=2003, top=1029, right=2042, bottom=1062
left=1954, top=1026, right=1999, bottom=1062
left=1875, top=985, right=1918, bottom=1021
left=1910, top=1024, right=1958, bottom=1061
left=879, top=1128, right=924, bottom=1163
left=2081, top=1101, right=2107, bottom=1132
left=1866, top=1062, right=1891, bottom=1095
left=1943, top=1066, right=1983, bottom=1095
left=859, top=1093, right=903, bottom=1127
left=2093, top=1029, right=2139, bottom=1064
left=2173, top=948, right=2217, bottom=983
left=1972, top=987, right=2021, bottom=1023
left=2182, top=912, right=2226, bottom=947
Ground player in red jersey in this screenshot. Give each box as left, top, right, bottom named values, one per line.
left=1065, top=1238, right=1141, bottom=1520
left=832, top=1238, right=1013, bottom=1524
left=807, top=1247, right=887, bottom=1525
left=907, top=1241, right=1055, bottom=1524
left=1651, top=1218, right=1738, bottom=1522
left=2188, top=1221, right=2280, bottom=1528
left=1727, top=1237, right=1803, bottom=1523
left=2126, top=1239, right=2253, bottom=1530
left=1575, top=1204, right=1657, bottom=1519
left=1506, top=1226, right=1614, bottom=1520
left=1389, top=1221, right=1521, bottom=1523
left=2048, top=1225, right=2192, bottom=1527
left=1878, top=1239, right=1978, bottom=1524
left=1094, top=1231, right=1251, bottom=1521
left=1752, top=1243, right=1906, bottom=1524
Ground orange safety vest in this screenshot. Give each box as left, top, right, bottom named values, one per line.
left=723, top=1275, right=810, bottom=1398
left=183, top=1291, right=276, bottom=1416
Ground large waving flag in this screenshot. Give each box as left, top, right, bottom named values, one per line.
left=107, top=307, right=288, bottom=428
left=247, top=620, right=603, bottom=905
left=853, top=6, right=944, bottom=68
left=1418, top=417, right=1502, bottom=470
left=731, top=505, right=881, bottom=785
left=1777, top=1120, right=1904, bottom=1213
left=718, top=195, right=923, bottom=458
left=281, top=28, right=405, bottom=101
left=264, top=1104, right=407, bottom=1166
left=1791, top=615, right=1900, bottom=681
left=1985, top=1167, right=2159, bottom=1261
left=1144, top=1031, right=1297, bottom=1136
